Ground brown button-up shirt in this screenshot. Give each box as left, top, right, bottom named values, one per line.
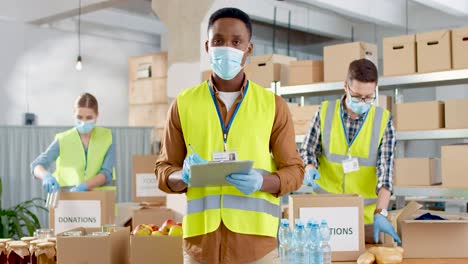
left=155, top=75, right=304, bottom=264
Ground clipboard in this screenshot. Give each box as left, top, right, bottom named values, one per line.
left=190, top=160, right=253, bottom=187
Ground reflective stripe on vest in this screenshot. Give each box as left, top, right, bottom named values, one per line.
left=54, top=127, right=115, bottom=190
left=317, top=99, right=389, bottom=224
left=187, top=195, right=280, bottom=218
left=178, top=80, right=280, bottom=238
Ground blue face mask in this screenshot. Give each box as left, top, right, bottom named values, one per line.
left=75, top=119, right=96, bottom=134
left=209, top=46, right=245, bottom=80
left=346, top=95, right=372, bottom=115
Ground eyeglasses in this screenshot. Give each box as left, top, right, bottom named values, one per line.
left=346, top=88, right=376, bottom=104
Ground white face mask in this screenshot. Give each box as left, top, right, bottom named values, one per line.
left=209, top=46, right=246, bottom=80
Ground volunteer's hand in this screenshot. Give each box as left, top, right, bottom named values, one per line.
left=226, top=169, right=263, bottom=195
left=373, top=214, right=401, bottom=244
left=70, top=182, right=89, bottom=192
left=182, top=154, right=207, bottom=185
left=303, top=167, right=320, bottom=187
left=42, top=172, right=60, bottom=193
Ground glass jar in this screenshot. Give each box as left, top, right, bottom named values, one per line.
left=29, top=240, right=45, bottom=264
left=88, top=232, right=110, bottom=237
left=35, top=242, right=56, bottom=264
left=7, top=241, right=30, bottom=264
left=20, top=237, right=36, bottom=248
left=0, top=242, right=7, bottom=264
left=62, top=231, right=82, bottom=237
left=34, top=229, right=54, bottom=240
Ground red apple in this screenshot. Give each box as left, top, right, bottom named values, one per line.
left=148, top=224, right=159, bottom=231
left=159, top=219, right=175, bottom=235
left=132, top=224, right=152, bottom=236
left=168, top=225, right=183, bottom=236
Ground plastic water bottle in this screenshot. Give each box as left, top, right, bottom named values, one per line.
left=294, top=219, right=308, bottom=263
left=305, top=220, right=315, bottom=264
left=278, top=219, right=293, bottom=264
left=320, top=220, right=332, bottom=264
left=311, top=222, right=323, bottom=264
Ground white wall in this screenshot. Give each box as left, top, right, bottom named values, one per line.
left=0, top=19, right=160, bottom=126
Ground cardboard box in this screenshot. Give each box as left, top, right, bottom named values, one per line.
left=441, top=144, right=468, bottom=188
left=394, top=101, right=444, bottom=131
left=383, top=34, right=417, bottom=76
left=129, top=77, right=167, bottom=104
left=416, top=30, right=452, bottom=73
left=323, top=42, right=378, bottom=82
left=201, top=70, right=211, bottom=81
left=287, top=60, right=324, bottom=86
left=129, top=52, right=168, bottom=81
left=49, top=190, right=115, bottom=234
left=377, top=95, right=392, bottom=112
left=288, top=104, right=320, bottom=135
left=288, top=194, right=365, bottom=261
left=131, top=208, right=183, bottom=264
left=394, top=158, right=441, bottom=186
left=400, top=209, right=468, bottom=258
left=57, top=226, right=130, bottom=264
left=452, top=26, right=468, bottom=69
left=132, top=155, right=166, bottom=204
left=128, top=103, right=168, bottom=127
left=445, top=98, right=468, bottom=129
left=245, top=54, right=296, bottom=88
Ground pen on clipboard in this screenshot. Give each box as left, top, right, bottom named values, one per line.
left=188, top=144, right=196, bottom=155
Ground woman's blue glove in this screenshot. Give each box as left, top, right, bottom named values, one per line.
left=374, top=214, right=401, bottom=244
left=303, top=167, right=320, bottom=187
left=226, top=169, right=263, bottom=195
left=182, top=154, right=207, bottom=185
left=70, top=182, right=89, bottom=192
left=42, top=172, right=60, bottom=193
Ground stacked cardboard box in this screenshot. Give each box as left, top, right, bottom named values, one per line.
left=394, top=101, right=444, bottom=131
left=288, top=104, right=320, bottom=135
left=441, top=144, right=468, bottom=189
left=128, top=53, right=169, bottom=142
left=416, top=30, right=452, bottom=73
left=244, top=54, right=296, bottom=87
left=394, top=158, right=441, bottom=186
left=452, top=26, right=468, bottom=70
left=444, top=98, right=468, bottom=129
left=383, top=34, right=417, bottom=76
left=287, top=60, right=324, bottom=86
left=323, top=42, right=378, bottom=82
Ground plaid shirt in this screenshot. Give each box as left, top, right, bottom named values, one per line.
left=299, top=96, right=396, bottom=193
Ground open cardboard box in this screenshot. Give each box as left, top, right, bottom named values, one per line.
left=57, top=226, right=130, bottom=264
left=386, top=201, right=468, bottom=258
left=130, top=207, right=184, bottom=264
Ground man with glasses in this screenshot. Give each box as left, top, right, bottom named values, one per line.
left=300, top=58, right=401, bottom=244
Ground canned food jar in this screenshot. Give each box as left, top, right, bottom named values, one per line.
left=36, top=242, right=56, bottom=264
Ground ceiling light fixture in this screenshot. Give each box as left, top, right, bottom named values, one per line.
left=75, top=0, right=82, bottom=71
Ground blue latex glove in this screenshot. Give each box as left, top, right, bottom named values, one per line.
left=226, top=169, right=263, bottom=195
left=70, top=182, right=89, bottom=192
left=303, top=167, right=320, bottom=187
left=182, top=154, right=207, bottom=185
left=42, top=172, right=60, bottom=193
left=374, top=214, right=401, bottom=244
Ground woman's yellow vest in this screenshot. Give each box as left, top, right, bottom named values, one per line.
left=316, top=100, right=389, bottom=224
left=53, top=127, right=116, bottom=190
left=177, top=81, right=280, bottom=238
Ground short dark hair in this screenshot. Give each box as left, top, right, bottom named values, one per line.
left=208, top=7, right=252, bottom=40
left=347, top=59, right=378, bottom=84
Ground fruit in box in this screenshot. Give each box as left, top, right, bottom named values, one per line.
left=159, top=219, right=176, bottom=235
left=132, top=224, right=153, bottom=236
left=151, top=230, right=165, bottom=236
left=168, top=225, right=183, bottom=236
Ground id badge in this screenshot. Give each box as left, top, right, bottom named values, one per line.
left=342, top=156, right=360, bottom=173
left=212, top=151, right=237, bottom=161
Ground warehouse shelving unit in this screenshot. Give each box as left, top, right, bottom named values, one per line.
left=279, top=69, right=468, bottom=210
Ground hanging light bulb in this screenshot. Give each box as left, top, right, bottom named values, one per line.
left=75, top=0, right=83, bottom=71
left=75, top=55, right=82, bottom=71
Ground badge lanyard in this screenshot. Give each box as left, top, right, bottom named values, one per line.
left=208, top=81, right=249, bottom=152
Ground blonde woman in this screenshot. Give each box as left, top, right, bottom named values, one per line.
left=31, top=93, right=115, bottom=192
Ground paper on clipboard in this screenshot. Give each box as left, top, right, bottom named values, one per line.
left=190, top=160, right=253, bottom=187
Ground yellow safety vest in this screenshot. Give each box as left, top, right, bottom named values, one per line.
left=316, top=100, right=389, bottom=224
left=54, top=127, right=116, bottom=191
left=177, top=80, right=280, bottom=238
